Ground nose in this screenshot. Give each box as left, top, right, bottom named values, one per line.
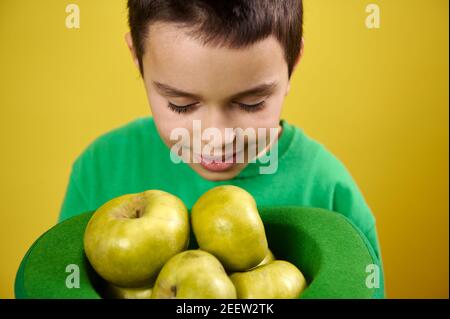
left=202, top=106, right=236, bottom=152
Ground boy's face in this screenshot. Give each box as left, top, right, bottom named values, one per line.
left=126, top=23, right=292, bottom=181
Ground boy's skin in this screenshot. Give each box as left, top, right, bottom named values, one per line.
left=125, top=22, right=303, bottom=181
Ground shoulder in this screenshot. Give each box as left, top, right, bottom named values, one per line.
left=285, top=122, right=353, bottom=186
left=87, top=116, right=154, bottom=150
left=286, top=122, right=376, bottom=228
left=72, top=116, right=155, bottom=167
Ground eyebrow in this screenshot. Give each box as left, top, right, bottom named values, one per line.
left=152, top=81, right=278, bottom=100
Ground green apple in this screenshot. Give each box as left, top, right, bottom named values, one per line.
left=191, top=185, right=268, bottom=272
left=250, top=249, right=275, bottom=269
left=151, top=250, right=237, bottom=299
left=84, top=190, right=189, bottom=287
left=230, top=260, right=307, bottom=299
left=104, top=283, right=153, bottom=299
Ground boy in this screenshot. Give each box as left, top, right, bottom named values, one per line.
left=59, top=0, right=383, bottom=294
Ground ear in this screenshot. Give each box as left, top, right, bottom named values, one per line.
left=124, top=32, right=140, bottom=70
left=286, top=37, right=305, bottom=95
left=298, top=37, right=305, bottom=65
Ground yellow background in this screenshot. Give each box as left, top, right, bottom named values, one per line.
left=0, top=0, right=448, bottom=298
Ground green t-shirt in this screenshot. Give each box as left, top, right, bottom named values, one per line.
left=59, top=116, right=382, bottom=263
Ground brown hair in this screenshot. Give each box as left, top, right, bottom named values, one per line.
left=127, top=0, right=303, bottom=78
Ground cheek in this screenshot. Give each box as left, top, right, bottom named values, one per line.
left=146, top=90, right=192, bottom=147
left=236, top=95, right=284, bottom=131
left=231, top=101, right=283, bottom=149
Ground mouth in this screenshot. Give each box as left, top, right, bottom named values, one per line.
left=200, top=152, right=236, bottom=162
left=193, top=150, right=242, bottom=172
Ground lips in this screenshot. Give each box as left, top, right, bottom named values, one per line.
left=199, top=153, right=237, bottom=172
left=193, top=151, right=240, bottom=172
left=200, top=152, right=236, bottom=163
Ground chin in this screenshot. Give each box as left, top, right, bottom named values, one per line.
left=188, top=163, right=246, bottom=181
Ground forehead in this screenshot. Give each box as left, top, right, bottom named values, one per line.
left=142, top=22, right=287, bottom=94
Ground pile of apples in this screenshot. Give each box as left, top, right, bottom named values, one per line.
left=84, top=185, right=307, bottom=299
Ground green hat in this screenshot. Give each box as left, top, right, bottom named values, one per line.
left=15, top=206, right=383, bottom=299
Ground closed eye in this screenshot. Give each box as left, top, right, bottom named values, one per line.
left=235, top=101, right=266, bottom=113
left=167, top=100, right=266, bottom=114
left=167, top=102, right=199, bottom=114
